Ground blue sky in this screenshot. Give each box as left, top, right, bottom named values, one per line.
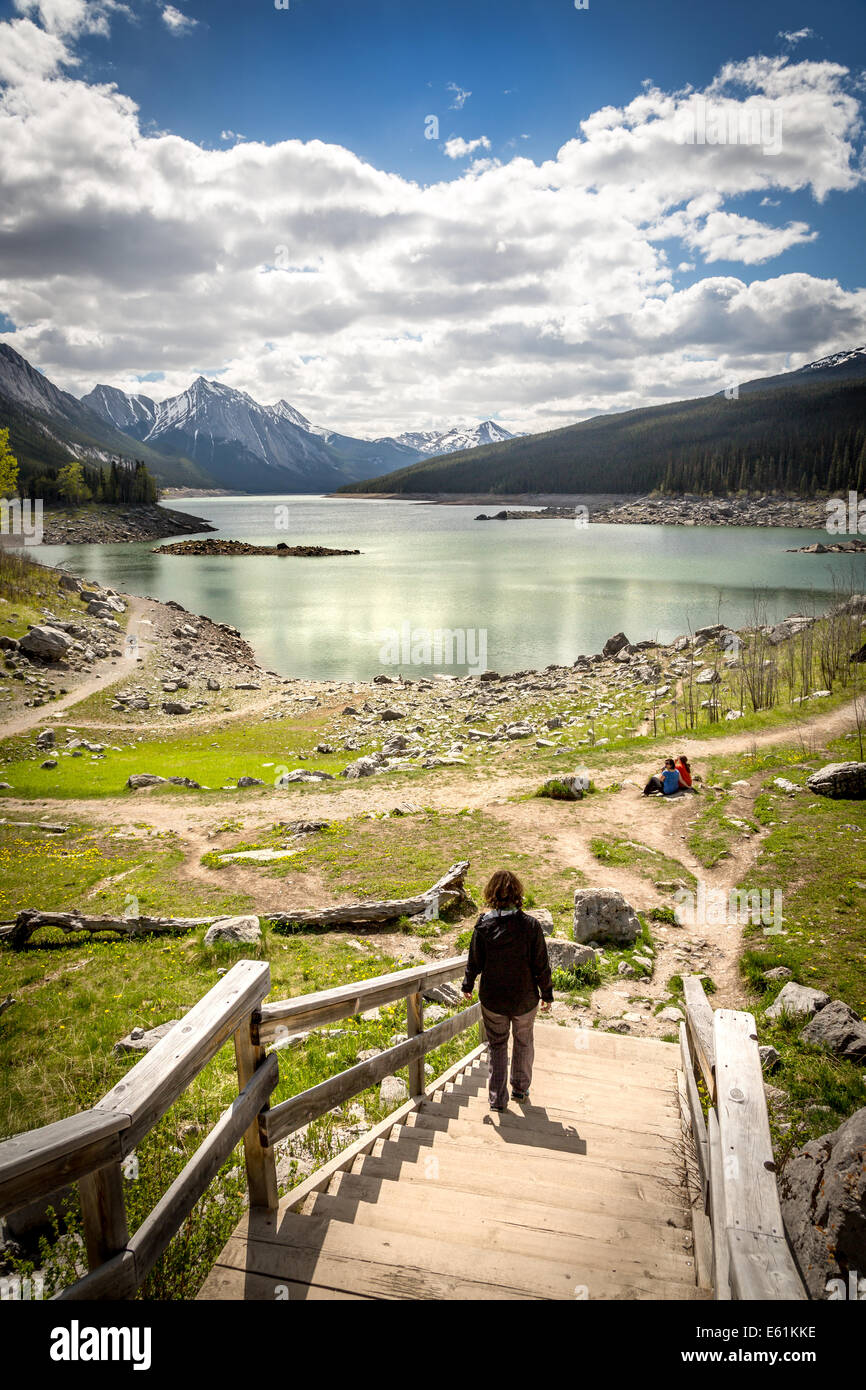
left=0, top=0, right=864, bottom=433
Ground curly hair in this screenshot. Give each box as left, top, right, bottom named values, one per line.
left=483, top=868, right=524, bottom=911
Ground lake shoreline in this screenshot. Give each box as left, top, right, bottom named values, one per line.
left=37, top=502, right=216, bottom=546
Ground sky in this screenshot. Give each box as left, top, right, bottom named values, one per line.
left=0, top=0, right=864, bottom=438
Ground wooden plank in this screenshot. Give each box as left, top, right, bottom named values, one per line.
left=278, top=1044, right=487, bottom=1213
left=532, top=1024, right=681, bottom=1065
left=347, top=1148, right=692, bottom=1229
left=728, top=1230, right=808, bottom=1302
left=78, top=1164, right=128, bottom=1274
left=713, top=1009, right=807, bottom=1301
left=707, top=1106, right=731, bottom=1301
left=234, top=1014, right=278, bottom=1210
left=683, top=975, right=716, bottom=1099
left=129, top=1053, right=279, bottom=1285
left=395, top=1114, right=683, bottom=1174
left=678, top=1025, right=709, bottom=1200
left=95, top=959, right=271, bottom=1151
left=309, top=1178, right=697, bottom=1274
left=0, top=1110, right=130, bottom=1218
left=263, top=1003, right=480, bottom=1146
left=306, top=1189, right=698, bottom=1285
left=407, top=1103, right=681, bottom=1148
left=257, top=956, right=468, bottom=1043
left=428, top=1090, right=682, bottom=1137
left=198, top=1266, right=375, bottom=1300
left=406, top=992, right=424, bottom=1098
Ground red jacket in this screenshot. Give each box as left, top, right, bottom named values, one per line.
left=675, top=761, right=692, bottom=787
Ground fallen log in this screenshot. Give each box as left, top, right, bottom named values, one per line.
left=1, top=911, right=217, bottom=950
left=266, top=860, right=472, bottom=930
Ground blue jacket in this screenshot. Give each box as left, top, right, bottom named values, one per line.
left=662, top=768, right=681, bottom=794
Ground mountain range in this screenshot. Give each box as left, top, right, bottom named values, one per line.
left=338, top=348, right=866, bottom=498
left=0, top=341, right=515, bottom=495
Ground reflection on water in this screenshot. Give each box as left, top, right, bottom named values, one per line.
left=34, top=495, right=864, bottom=680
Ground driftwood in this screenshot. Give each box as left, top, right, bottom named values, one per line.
left=0, top=995, right=15, bottom=1017
left=1, top=911, right=217, bottom=950
left=266, top=860, right=472, bottom=930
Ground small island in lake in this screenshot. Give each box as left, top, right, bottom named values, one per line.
left=152, top=538, right=361, bottom=557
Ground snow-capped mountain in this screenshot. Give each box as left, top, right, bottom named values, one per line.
left=393, top=420, right=516, bottom=456
left=80, top=378, right=516, bottom=490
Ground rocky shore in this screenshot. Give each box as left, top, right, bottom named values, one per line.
left=153, top=539, right=361, bottom=557
left=475, top=494, right=829, bottom=527
left=39, top=503, right=215, bottom=545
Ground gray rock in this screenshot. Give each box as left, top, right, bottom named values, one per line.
left=779, top=1107, right=866, bottom=1299
left=19, top=626, right=74, bottom=661
left=36, top=729, right=55, bottom=749
left=127, top=773, right=168, bottom=789
left=237, top=776, right=265, bottom=787
left=162, top=701, right=192, bottom=715
left=380, top=708, right=405, bottom=721
left=277, top=769, right=335, bottom=784
left=658, top=1006, right=684, bottom=1022
left=800, top=999, right=866, bottom=1064
left=379, top=1075, right=408, bottom=1106
left=207, top=677, right=221, bottom=691
left=763, top=966, right=793, bottom=982
left=806, top=762, right=866, bottom=800
left=530, top=908, right=554, bottom=936
left=765, top=981, right=831, bottom=1021
left=573, top=888, right=641, bottom=946
left=203, top=915, right=262, bottom=945
left=114, top=1019, right=179, bottom=1054
left=423, top=982, right=462, bottom=1006
left=759, top=1044, right=781, bottom=1072
left=341, top=755, right=385, bottom=779
left=602, top=632, right=629, bottom=658
left=547, top=938, right=597, bottom=972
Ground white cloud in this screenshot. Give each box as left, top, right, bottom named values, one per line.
left=0, top=29, right=863, bottom=438
left=443, top=135, right=491, bottom=159
left=161, top=5, right=198, bottom=35
left=778, top=28, right=814, bottom=47
left=446, top=82, right=470, bottom=110
left=13, top=0, right=130, bottom=38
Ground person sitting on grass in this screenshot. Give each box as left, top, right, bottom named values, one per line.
left=461, top=869, right=553, bottom=1113
left=643, top=758, right=682, bottom=796
left=675, top=754, right=699, bottom=792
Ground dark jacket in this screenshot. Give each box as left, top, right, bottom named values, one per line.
left=461, top=908, right=553, bottom=1015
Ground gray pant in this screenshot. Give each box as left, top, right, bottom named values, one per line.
left=481, top=1004, right=538, bottom=1108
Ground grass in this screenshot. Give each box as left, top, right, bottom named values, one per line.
left=589, top=834, right=696, bottom=888
left=732, top=732, right=866, bottom=1162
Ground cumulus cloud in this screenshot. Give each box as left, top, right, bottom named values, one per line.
left=0, top=24, right=863, bottom=437
left=161, top=5, right=198, bottom=35
left=443, top=135, right=491, bottom=159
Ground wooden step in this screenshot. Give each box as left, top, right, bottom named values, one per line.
left=442, top=1057, right=681, bottom=1101
left=303, top=1188, right=697, bottom=1286
left=321, top=1167, right=694, bottom=1256
left=532, top=1023, right=681, bottom=1064
left=370, top=1121, right=686, bottom=1181
left=404, top=1103, right=682, bottom=1151
left=347, top=1146, right=692, bottom=1229
left=198, top=1267, right=374, bottom=1300
left=427, top=1085, right=681, bottom=1130
left=216, top=1208, right=703, bottom=1301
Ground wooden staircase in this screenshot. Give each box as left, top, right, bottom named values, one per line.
left=200, top=1023, right=707, bottom=1300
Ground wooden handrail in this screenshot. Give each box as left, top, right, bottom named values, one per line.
left=0, top=953, right=481, bottom=1302
left=257, top=954, right=468, bottom=1043
left=679, top=976, right=807, bottom=1302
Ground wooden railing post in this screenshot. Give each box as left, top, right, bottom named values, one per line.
left=406, top=992, right=424, bottom=1097
left=234, top=1011, right=278, bottom=1211
left=79, top=1162, right=129, bottom=1273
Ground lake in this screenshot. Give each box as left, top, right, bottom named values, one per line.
left=35, top=495, right=865, bottom=681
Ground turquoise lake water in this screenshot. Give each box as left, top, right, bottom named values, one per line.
left=35, top=495, right=865, bottom=681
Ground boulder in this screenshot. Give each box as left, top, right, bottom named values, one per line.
left=127, top=773, right=168, bottom=789
left=759, top=1044, right=781, bottom=1073
left=379, top=1075, right=408, bottom=1106
left=763, top=965, right=793, bottom=982
left=765, top=981, right=830, bottom=1021
left=114, top=1019, right=180, bottom=1054
left=547, top=938, right=596, bottom=972
left=602, top=632, right=629, bottom=658
left=779, top=1107, right=866, bottom=1300
left=162, top=701, right=192, bottom=715
left=36, top=729, right=55, bottom=749
left=19, top=626, right=74, bottom=661
left=203, top=915, right=262, bottom=945
left=341, top=755, right=385, bottom=779
left=277, top=769, right=335, bottom=785
left=800, top=999, right=866, bottom=1064
left=237, top=776, right=265, bottom=787
left=529, top=908, right=554, bottom=936
left=695, top=667, right=721, bottom=685
left=573, top=888, right=641, bottom=946
left=380, top=708, right=405, bottom=721
left=806, top=762, right=866, bottom=800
